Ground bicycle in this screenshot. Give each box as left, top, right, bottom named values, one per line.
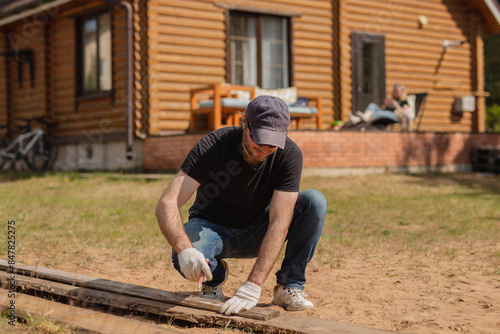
left=0, top=116, right=57, bottom=171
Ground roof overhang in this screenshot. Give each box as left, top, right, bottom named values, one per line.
left=470, top=0, right=500, bottom=34
left=0, top=0, right=74, bottom=28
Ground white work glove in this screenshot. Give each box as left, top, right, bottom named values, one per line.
left=177, top=248, right=212, bottom=282
left=219, top=281, right=261, bottom=315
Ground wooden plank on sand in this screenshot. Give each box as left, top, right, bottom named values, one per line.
left=0, top=288, right=178, bottom=334
left=0, top=271, right=281, bottom=332
left=0, top=260, right=278, bottom=321
left=0, top=272, right=396, bottom=334
left=0, top=271, right=242, bottom=325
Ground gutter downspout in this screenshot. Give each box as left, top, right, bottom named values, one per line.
left=103, top=0, right=133, bottom=160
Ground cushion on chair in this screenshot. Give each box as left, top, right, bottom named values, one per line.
left=197, top=86, right=318, bottom=115
left=198, top=99, right=318, bottom=115
left=230, top=89, right=252, bottom=101
left=198, top=98, right=250, bottom=109
left=288, top=105, right=318, bottom=115
left=255, top=87, right=297, bottom=104
left=406, top=94, right=416, bottom=120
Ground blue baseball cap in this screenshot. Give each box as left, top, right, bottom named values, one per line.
left=245, top=95, right=290, bottom=149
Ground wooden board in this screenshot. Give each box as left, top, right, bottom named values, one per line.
left=0, top=288, right=178, bottom=334
left=0, top=260, right=278, bottom=321
left=0, top=271, right=254, bottom=324
left=0, top=271, right=396, bottom=334
left=0, top=271, right=289, bottom=333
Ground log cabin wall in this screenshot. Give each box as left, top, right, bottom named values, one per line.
left=49, top=1, right=126, bottom=139
left=3, top=20, right=47, bottom=126
left=340, top=0, right=488, bottom=133
left=148, top=0, right=335, bottom=134
left=0, top=31, right=7, bottom=127
left=0, top=0, right=140, bottom=141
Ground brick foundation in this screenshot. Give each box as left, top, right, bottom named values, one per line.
left=142, top=131, right=500, bottom=172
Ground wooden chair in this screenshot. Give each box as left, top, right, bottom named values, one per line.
left=287, top=97, right=323, bottom=130
left=190, top=83, right=323, bottom=132
left=190, top=83, right=256, bottom=132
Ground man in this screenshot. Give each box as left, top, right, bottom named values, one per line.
left=156, top=95, right=327, bottom=315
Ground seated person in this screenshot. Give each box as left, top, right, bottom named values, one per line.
left=349, top=83, right=414, bottom=131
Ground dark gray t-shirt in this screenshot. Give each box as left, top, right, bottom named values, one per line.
left=180, top=126, right=303, bottom=229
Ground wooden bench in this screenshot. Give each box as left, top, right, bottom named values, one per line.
left=190, top=83, right=323, bottom=132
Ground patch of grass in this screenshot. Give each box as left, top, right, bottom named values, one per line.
left=23, top=310, right=70, bottom=333
left=0, top=309, right=73, bottom=334
left=317, top=298, right=333, bottom=308
left=0, top=172, right=177, bottom=269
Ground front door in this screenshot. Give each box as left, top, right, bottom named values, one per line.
left=351, top=32, right=386, bottom=113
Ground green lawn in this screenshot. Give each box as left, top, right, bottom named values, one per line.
left=0, top=171, right=498, bottom=275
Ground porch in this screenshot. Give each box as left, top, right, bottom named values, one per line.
left=142, top=130, right=500, bottom=175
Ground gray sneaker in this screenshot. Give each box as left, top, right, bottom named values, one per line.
left=272, top=285, right=314, bottom=311
left=199, top=260, right=228, bottom=301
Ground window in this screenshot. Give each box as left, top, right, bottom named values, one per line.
left=229, top=12, right=290, bottom=89
left=76, top=12, right=112, bottom=96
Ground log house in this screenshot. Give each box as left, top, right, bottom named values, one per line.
left=0, top=0, right=498, bottom=170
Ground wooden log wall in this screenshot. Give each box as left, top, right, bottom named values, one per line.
left=0, top=0, right=147, bottom=140
left=148, top=0, right=335, bottom=133
left=4, top=20, right=47, bottom=125
left=48, top=1, right=128, bottom=138
left=46, top=4, right=75, bottom=136
left=0, top=0, right=142, bottom=139
left=0, top=31, right=7, bottom=127
left=340, top=0, right=487, bottom=132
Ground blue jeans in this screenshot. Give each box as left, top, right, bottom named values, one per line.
left=365, top=102, right=384, bottom=113
left=365, top=103, right=401, bottom=123
left=365, top=102, right=395, bottom=116
left=172, top=189, right=327, bottom=290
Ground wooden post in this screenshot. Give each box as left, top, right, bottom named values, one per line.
left=471, top=13, right=485, bottom=133
left=190, top=89, right=198, bottom=132
left=213, top=83, right=222, bottom=129
left=316, top=96, right=323, bottom=130
left=147, top=0, right=160, bottom=135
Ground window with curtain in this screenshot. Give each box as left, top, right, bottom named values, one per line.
left=229, top=12, right=290, bottom=89
left=77, top=12, right=112, bottom=95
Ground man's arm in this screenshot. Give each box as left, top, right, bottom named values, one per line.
left=156, top=170, right=212, bottom=282
left=155, top=170, right=200, bottom=254
left=248, top=189, right=298, bottom=286
left=219, top=189, right=297, bottom=315
left=381, top=98, right=390, bottom=109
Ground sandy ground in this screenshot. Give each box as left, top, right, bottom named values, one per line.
left=23, top=238, right=497, bottom=334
